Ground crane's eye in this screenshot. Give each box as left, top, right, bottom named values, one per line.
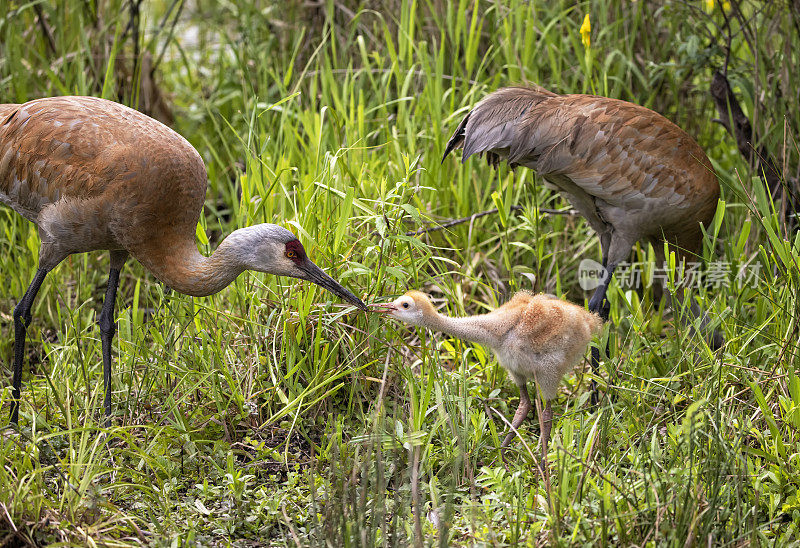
left=286, top=251, right=297, bottom=259
left=402, top=302, right=409, bottom=309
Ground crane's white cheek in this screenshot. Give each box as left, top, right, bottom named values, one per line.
left=392, top=310, right=423, bottom=326
left=390, top=311, right=413, bottom=325
left=262, top=257, right=297, bottom=277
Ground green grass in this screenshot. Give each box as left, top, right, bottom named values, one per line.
left=1, top=0, right=799, bottom=544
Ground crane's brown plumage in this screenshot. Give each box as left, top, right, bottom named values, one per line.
left=1, top=96, right=365, bottom=424
left=0, top=97, right=206, bottom=284
left=380, top=290, right=601, bottom=466
left=443, top=86, right=723, bottom=369
left=444, top=87, right=719, bottom=260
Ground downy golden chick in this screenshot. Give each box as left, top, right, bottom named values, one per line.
left=380, top=290, right=601, bottom=464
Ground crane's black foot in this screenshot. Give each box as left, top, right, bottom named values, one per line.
left=587, top=292, right=604, bottom=314
left=710, top=330, right=724, bottom=351
left=10, top=269, right=49, bottom=424
left=98, top=265, right=121, bottom=428
left=589, top=345, right=602, bottom=406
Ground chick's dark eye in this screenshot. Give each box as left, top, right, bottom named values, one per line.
left=402, top=302, right=409, bottom=309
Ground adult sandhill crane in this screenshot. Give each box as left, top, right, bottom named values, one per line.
left=1, top=96, right=366, bottom=425
left=443, top=86, right=723, bottom=385
left=377, top=290, right=601, bottom=466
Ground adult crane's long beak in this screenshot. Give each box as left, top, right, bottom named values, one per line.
left=300, top=260, right=367, bottom=310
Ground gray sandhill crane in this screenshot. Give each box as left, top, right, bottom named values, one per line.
left=443, top=86, right=723, bottom=362
left=1, top=96, right=366, bottom=425
left=377, top=290, right=600, bottom=465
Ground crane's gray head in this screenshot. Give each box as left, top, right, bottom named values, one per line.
left=230, top=224, right=365, bottom=309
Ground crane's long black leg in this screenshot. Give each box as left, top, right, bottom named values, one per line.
left=587, top=265, right=616, bottom=317
left=10, top=268, right=49, bottom=424
left=98, top=252, right=126, bottom=426
left=587, top=264, right=617, bottom=404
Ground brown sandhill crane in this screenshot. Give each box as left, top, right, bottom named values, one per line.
left=1, top=96, right=366, bottom=425
left=443, top=86, right=723, bottom=388
left=377, top=290, right=601, bottom=465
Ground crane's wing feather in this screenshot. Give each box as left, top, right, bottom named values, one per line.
left=0, top=97, right=206, bottom=214
left=445, top=89, right=717, bottom=213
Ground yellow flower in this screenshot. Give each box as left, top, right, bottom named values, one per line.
left=580, top=14, right=591, bottom=49
left=704, top=0, right=731, bottom=13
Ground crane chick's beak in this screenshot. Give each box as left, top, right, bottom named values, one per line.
left=368, top=302, right=396, bottom=314
left=299, top=260, right=367, bottom=310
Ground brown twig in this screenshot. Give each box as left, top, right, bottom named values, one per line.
left=281, top=504, right=303, bottom=548
left=152, top=0, right=186, bottom=73
left=371, top=205, right=576, bottom=238
left=709, top=71, right=783, bottom=197
left=33, top=3, right=57, bottom=55
left=709, top=70, right=798, bottom=233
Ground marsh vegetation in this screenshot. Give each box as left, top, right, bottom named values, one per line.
left=1, top=0, right=799, bottom=545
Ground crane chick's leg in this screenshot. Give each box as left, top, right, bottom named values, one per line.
left=539, top=399, right=553, bottom=472
left=98, top=251, right=127, bottom=424
left=10, top=268, right=49, bottom=424
left=500, top=381, right=532, bottom=462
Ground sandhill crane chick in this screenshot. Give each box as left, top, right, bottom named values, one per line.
left=0, top=96, right=366, bottom=425
left=379, top=290, right=601, bottom=464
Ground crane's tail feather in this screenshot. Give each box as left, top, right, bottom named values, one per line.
left=0, top=103, right=20, bottom=124
left=442, top=113, right=470, bottom=163
left=443, top=86, right=560, bottom=168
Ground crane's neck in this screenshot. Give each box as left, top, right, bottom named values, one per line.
left=421, top=312, right=500, bottom=349
left=138, top=234, right=248, bottom=298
